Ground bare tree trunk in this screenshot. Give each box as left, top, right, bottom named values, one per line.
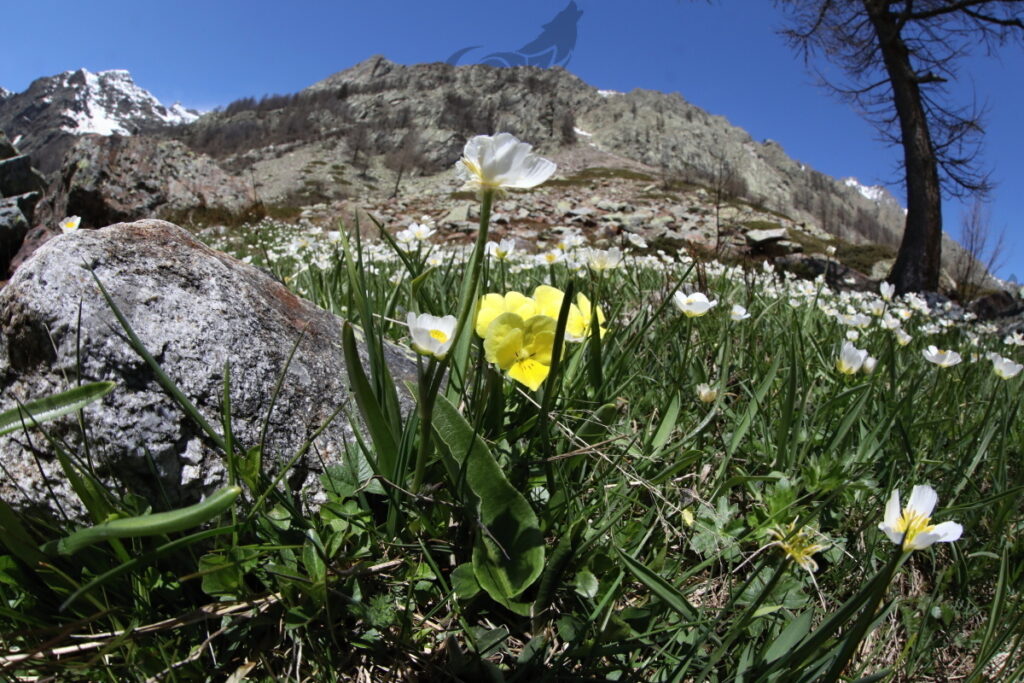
left=866, top=1, right=944, bottom=293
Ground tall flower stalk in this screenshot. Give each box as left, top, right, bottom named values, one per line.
left=411, top=134, right=554, bottom=493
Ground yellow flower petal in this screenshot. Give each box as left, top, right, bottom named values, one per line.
left=483, top=313, right=526, bottom=370
left=508, top=358, right=550, bottom=391
left=475, top=291, right=537, bottom=338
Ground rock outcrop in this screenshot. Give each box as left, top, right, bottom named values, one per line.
left=0, top=132, right=46, bottom=278
left=0, top=220, right=416, bottom=518
left=37, top=134, right=251, bottom=230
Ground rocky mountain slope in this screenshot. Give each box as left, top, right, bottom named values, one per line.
left=0, top=57, right=996, bottom=294
left=0, top=68, right=197, bottom=174
left=168, top=57, right=907, bottom=250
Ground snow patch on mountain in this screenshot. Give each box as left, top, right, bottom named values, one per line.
left=57, top=69, right=198, bottom=136
left=843, top=177, right=890, bottom=203
left=0, top=86, right=10, bottom=100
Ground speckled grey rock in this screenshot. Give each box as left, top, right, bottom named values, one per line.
left=0, top=219, right=417, bottom=518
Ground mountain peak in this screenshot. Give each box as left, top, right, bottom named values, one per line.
left=0, top=67, right=200, bottom=172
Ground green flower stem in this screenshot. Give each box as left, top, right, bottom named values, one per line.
left=448, top=188, right=494, bottom=372
left=411, top=358, right=444, bottom=495
left=411, top=189, right=493, bottom=493
left=823, top=548, right=909, bottom=680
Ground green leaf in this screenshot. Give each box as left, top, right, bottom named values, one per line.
left=0, top=381, right=116, bottom=436
left=0, top=497, right=46, bottom=566
left=649, top=394, right=680, bottom=453
left=341, top=322, right=399, bottom=478
left=53, top=486, right=241, bottom=555
left=199, top=552, right=243, bottom=598
left=727, top=353, right=781, bottom=456
left=764, top=608, right=814, bottom=664
left=474, top=626, right=509, bottom=657
left=573, top=569, right=599, bottom=599
left=432, top=395, right=545, bottom=607
left=615, top=547, right=696, bottom=619
left=451, top=563, right=481, bottom=600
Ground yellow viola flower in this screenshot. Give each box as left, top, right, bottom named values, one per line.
left=533, top=285, right=605, bottom=342
left=570, top=292, right=607, bottom=341
left=483, top=313, right=557, bottom=391
left=475, top=291, right=538, bottom=338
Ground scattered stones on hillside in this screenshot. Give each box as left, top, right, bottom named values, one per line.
left=774, top=253, right=875, bottom=292
left=970, top=290, right=1024, bottom=321
left=0, top=219, right=417, bottom=519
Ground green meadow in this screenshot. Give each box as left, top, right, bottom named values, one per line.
left=1, top=136, right=1022, bottom=681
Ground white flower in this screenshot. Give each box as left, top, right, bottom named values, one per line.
left=59, top=216, right=81, bottom=233
left=880, top=282, right=895, bottom=302
left=837, top=341, right=869, bottom=375
left=1004, top=332, right=1024, bottom=347
left=407, top=222, right=436, bottom=241
left=730, top=304, right=751, bottom=322
left=457, top=133, right=556, bottom=192
left=586, top=247, right=624, bottom=272
left=673, top=291, right=717, bottom=318
left=863, top=356, right=877, bottom=374
left=879, top=485, right=962, bottom=552
left=406, top=312, right=457, bottom=360
left=626, top=232, right=648, bottom=249
left=991, top=354, right=1023, bottom=380
left=486, top=238, right=517, bottom=261
left=537, top=250, right=562, bottom=266
left=846, top=330, right=860, bottom=342
left=696, top=382, right=718, bottom=403
left=556, top=231, right=585, bottom=252
left=922, top=345, right=962, bottom=368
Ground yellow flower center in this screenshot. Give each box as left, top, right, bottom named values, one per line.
left=894, top=508, right=935, bottom=550
left=430, top=329, right=449, bottom=343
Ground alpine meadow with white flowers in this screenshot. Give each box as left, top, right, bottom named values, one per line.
left=2, top=132, right=1023, bottom=682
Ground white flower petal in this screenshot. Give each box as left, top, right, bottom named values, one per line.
left=883, top=489, right=901, bottom=530
left=906, top=485, right=938, bottom=518
left=921, top=521, right=963, bottom=545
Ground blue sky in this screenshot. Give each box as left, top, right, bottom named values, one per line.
left=3, top=0, right=1022, bottom=281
